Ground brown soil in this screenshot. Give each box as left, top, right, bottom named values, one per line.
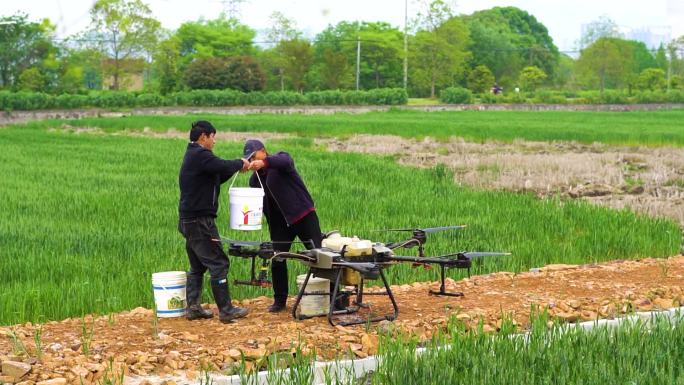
left=319, top=135, right=684, bottom=231
left=2, top=256, right=684, bottom=384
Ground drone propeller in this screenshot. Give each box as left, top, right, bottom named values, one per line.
left=439, top=251, right=511, bottom=259
left=221, top=237, right=316, bottom=248
left=374, top=225, right=467, bottom=233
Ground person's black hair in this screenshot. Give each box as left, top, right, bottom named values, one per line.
left=189, top=120, right=216, bottom=142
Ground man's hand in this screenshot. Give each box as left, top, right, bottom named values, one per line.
left=248, top=160, right=266, bottom=171
left=240, top=158, right=250, bottom=172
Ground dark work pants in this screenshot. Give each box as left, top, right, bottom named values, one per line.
left=178, top=216, right=230, bottom=305
left=268, top=211, right=322, bottom=303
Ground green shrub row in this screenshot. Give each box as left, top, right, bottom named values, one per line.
left=0, top=88, right=409, bottom=111
left=439, top=89, right=684, bottom=105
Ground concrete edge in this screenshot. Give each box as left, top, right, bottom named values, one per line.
left=185, top=306, right=684, bottom=385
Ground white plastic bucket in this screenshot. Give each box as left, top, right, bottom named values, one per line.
left=229, top=187, right=265, bottom=231
left=152, top=271, right=187, bottom=318
left=295, top=274, right=330, bottom=317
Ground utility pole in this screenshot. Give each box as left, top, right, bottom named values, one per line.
left=403, top=0, right=408, bottom=90
left=356, top=36, right=361, bottom=91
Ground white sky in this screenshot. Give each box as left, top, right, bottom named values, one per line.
left=1, top=0, right=682, bottom=52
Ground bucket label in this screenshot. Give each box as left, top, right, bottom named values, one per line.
left=241, top=204, right=263, bottom=226
left=168, top=296, right=186, bottom=310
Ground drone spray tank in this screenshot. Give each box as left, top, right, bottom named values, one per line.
left=321, top=232, right=373, bottom=285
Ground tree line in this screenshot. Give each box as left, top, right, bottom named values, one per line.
left=1, top=0, right=683, bottom=99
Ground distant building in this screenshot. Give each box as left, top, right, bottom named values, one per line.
left=624, top=26, right=672, bottom=49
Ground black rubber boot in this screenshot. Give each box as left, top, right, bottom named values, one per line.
left=186, top=275, right=213, bottom=320
left=210, top=279, right=249, bottom=323
left=267, top=299, right=287, bottom=313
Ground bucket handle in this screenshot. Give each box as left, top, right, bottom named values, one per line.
left=229, top=166, right=265, bottom=191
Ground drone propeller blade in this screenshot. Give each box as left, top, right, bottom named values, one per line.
left=422, top=225, right=467, bottom=233
left=463, top=252, right=511, bottom=259
left=221, top=237, right=261, bottom=247
left=372, top=225, right=467, bottom=233
left=436, top=251, right=511, bottom=259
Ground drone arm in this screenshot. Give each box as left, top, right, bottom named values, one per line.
left=272, top=251, right=316, bottom=263
left=386, top=238, right=421, bottom=250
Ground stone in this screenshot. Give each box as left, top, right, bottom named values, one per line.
left=653, top=298, right=676, bottom=309
left=554, top=311, right=579, bottom=323
left=69, top=367, right=88, bottom=379
left=36, top=379, right=67, bottom=385
left=0, top=375, right=16, bottom=384
left=242, top=349, right=266, bottom=360
left=360, top=334, right=378, bottom=355
left=227, top=349, right=242, bottom=360
left=2, top=361, right=31, bottom=381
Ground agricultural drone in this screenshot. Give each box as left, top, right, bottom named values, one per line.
left=224, top=226, right=510, bottom=326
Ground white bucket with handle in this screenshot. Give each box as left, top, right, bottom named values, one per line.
left=152, top=271, right=187, bottom=318
left=295, top=274, right=330, bottom=317
left=228, top=172, right=265, bottom=231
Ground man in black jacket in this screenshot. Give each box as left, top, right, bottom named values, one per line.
left=178, top=120, right=250, bottom=323
left=245, top=139, right=323, bottom=312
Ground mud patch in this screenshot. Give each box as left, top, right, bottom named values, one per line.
left=319, top=135, right=684, bottom=230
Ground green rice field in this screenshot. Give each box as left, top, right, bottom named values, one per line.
left=16, top=108, right=684, bottom=145
left=0, top=110, right=681, bottom=325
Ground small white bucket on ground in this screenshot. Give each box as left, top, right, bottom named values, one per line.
left=296, top=274, right=330, bottom=317
left=229, top=187, right=265, bottom=231
left=152, top=271, right=187, bottom=318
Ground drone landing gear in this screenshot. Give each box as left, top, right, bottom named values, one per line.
left=428, top=264, right=469, bottom=297
left=292, top=268, right=399, bottom=327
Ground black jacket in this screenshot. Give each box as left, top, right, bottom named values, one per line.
left=249, top=151, right=315, bottom=225
left=179, top=142, right=243, bottom=219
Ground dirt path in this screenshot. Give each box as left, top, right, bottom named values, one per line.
left=2, top=256, right=684, bottom=384
left=319, top=135, right=684, bottom=233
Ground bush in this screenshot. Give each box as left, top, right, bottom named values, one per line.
left=479, top=93, right=501, bottom=104
left=532, top=91, right=567, bottom=104
left=306, top=90, right=344, bottom=105
left=55, top=94, right=89, bottom=109
left=439, top=87, right=473, bottom=104
left=136, top=93, right=167, bottom=107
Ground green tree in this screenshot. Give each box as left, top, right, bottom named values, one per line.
left=263, top=12, right=300, bottom=91
left=175, top=15, right=254, bottom=69
left=636, top=68, right=667, bottom=91
left=655, top=44, right=668, bottom=71
left=277, top=39, right=314, bottom=92
left=60, top=47, right=103, bottom=90
left=312, top=21, right=404, bottom=90
left=312, top=21, right=358, bottom=89
left=183, top=56, right=264, bottom=91
left=410, top=2, right=470, bottom=98
left=518, top=66, right=547, bottom=91
left=86, top=0, right=161, bottom=90
left=0, top=13, right=57, bottom=89
left=465, top=7, right=559, bottom=87
left=358, top=22, right=403, bottom=89
left=576, top=37, right=631, bottom=92
left=153, top=35, right=181, bottom=94
left=468, top=64, right=494, bottom=93
left=17, top=67, right=48, bottom=91
left=552, top=54, right=575, bottom=89
left=318, top=49, right=351, bottom=89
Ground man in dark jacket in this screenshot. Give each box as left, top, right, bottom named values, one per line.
left=245, top=139, right=322, bottom=312
left=179, top=120, right=250, bottom=323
